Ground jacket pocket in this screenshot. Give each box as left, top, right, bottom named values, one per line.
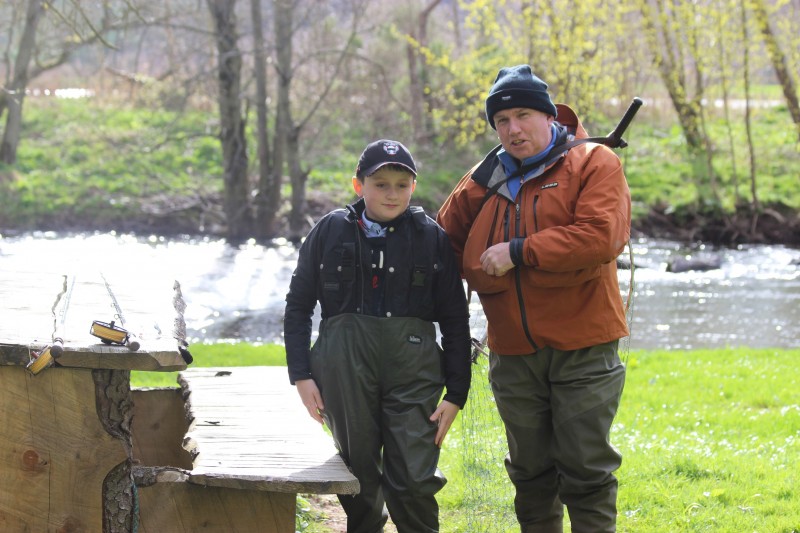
left=522, top=264, right=602, bottom=288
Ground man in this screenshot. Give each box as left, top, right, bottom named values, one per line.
left=436, top=65, right=630, bottom=532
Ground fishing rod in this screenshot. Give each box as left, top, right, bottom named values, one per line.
left=27, top=274, right=75, bottom=374
left=51, top=274, right=76, bottom=358
left=605, top=97, right=644, bottom=149
left=96, top=272, right=141, bottom=351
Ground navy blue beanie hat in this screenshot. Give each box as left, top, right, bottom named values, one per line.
left=485, top=65, right=557, bottom=129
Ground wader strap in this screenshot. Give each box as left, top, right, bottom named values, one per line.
left=341, top=242, right=356, bottom=282
left=409, top=206, right=431, bottom=288
left=410, top=206, right=428, bottom=229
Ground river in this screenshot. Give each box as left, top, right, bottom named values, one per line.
left=1, top=231, right=798, bottom=350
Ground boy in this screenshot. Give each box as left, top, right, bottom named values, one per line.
left=284, top=139, right=471, bottom=533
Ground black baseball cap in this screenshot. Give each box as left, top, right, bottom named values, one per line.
left=355, top=139, right=417, bottom=179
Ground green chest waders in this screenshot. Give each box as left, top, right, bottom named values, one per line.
left=310, top=314, right=447, bottom=533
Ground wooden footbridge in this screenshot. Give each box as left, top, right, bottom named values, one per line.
left=0, top=267, right=357, bottom=532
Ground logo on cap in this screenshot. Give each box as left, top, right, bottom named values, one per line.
left=383, top=142, right=400, bottom=155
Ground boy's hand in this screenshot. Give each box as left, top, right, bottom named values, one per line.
left=295, top=379, right=325, bottom=424
left=429, top=400, right=460, bottom=447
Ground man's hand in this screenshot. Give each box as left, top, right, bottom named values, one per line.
left=295, top=379, right=325, bottom=424
left=480, top=242, right=515, bottom=276
left=429, top=400, right=460, bottom=447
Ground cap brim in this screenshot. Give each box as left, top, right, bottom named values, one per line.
left=358, top=162, right=417, bottom=179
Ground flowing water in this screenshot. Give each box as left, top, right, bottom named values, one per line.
left=1, top=232, right=798, bottom=350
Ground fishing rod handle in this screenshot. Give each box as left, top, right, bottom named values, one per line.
left=608, top=97, right=644, bottom=146
left=50, top=338, right=64, bottom=359
left=127, top=333, right=141, bottom=352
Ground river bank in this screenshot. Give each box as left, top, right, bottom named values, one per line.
left=3, top=186, right=799, bottom=247
left=632, top=203, right=800, bottom=246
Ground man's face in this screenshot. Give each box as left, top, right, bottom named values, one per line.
left=352, top=167, right=416, bottom=222
left=493, top=107, right=554, bottom=161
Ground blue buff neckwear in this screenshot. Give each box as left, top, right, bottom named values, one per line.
left=359, top=212, right=387, bottom=238
left=498, top=123, right=558, bottom=201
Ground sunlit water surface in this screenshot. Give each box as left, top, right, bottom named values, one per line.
left=1, top=232, right=798, bottom=350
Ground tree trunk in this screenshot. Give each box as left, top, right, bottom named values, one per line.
left=287, top=127, right=308, bottom=240
left=207, top=0, right=252, bottom=243
left=262, top=0, right=293, bottom=238
left=638, top=0, right=713, bottom=205
left=268, top=0, right=362, bottom=238
left=407, top=0, right=441, bottom=145
left=751, top=0, right=800, bottom=145
left=0, top=0, right=44, bottom=165
left=715, top=0, right=740, bottom=206
left=251, top=0, right=273, bottom=241
left=276, top=0, right=349, bottom=239
left=406, top=42, right=424, bottom=143
left=741, top=0, right=760, bottom=219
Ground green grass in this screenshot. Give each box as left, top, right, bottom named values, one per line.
left=438, top=348, right=800, bottom=532
left=621, top=105, right=800, bottom=214
left=1, top=98, right=222, bottom=231
left=130, top=342, right=286, bottom=388
left=2, top=97, right=799, bottom=235
left=611, top=349, right=800, bottom=533
left=135, top=344, right=800, bottom=532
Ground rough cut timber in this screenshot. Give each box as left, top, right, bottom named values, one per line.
left=178, top=366, right=360, bottom=495
left=0, top=267, right=187, bottom=532
left=0, top=366, right=130, bottom=532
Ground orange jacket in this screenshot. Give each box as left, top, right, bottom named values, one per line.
left=437, top=104, right=631, bottom=354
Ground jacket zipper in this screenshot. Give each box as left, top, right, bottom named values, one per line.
left=503, top=202, right=511, bottom=241
left=512, top=201, right=539, bottom=351
left=486, top=202, right=500, bottom=248
left=354, top=222, right=365, bottom=314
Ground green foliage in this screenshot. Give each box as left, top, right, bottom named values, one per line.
left=3, top=95, right=800, bottom=235
left=4, top=98, right=222, bottom=231
left=295, top=495, right=320, bottom=532
left=419, top=0, right=636, bottom=145
left=621, top=104, right=800, bottom=214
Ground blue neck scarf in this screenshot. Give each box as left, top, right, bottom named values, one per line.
left=498, top=123, right=558, bottom=200
left=359, top=212, right=387, bottom=238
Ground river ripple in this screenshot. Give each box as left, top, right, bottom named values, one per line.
left=1, top=232, right=798, bottom=350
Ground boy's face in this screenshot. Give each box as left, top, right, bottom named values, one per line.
left=352, top=167, right=416, bottom=222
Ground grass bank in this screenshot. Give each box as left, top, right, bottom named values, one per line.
left=136, top=345, right=800, bottom=532
left=2, top=97, right=799, bottom=244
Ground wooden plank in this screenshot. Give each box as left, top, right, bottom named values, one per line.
left=0, top=269, right=187, bottom=371
left=0, top=366, right=129, bottom=531
left=0, top=271, right=66, bottom=347
left=137, top=480, right=295, bottom=533
left=179, top=366, right=360, bottom=495
left=131, top=388, right=193, bottom=469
